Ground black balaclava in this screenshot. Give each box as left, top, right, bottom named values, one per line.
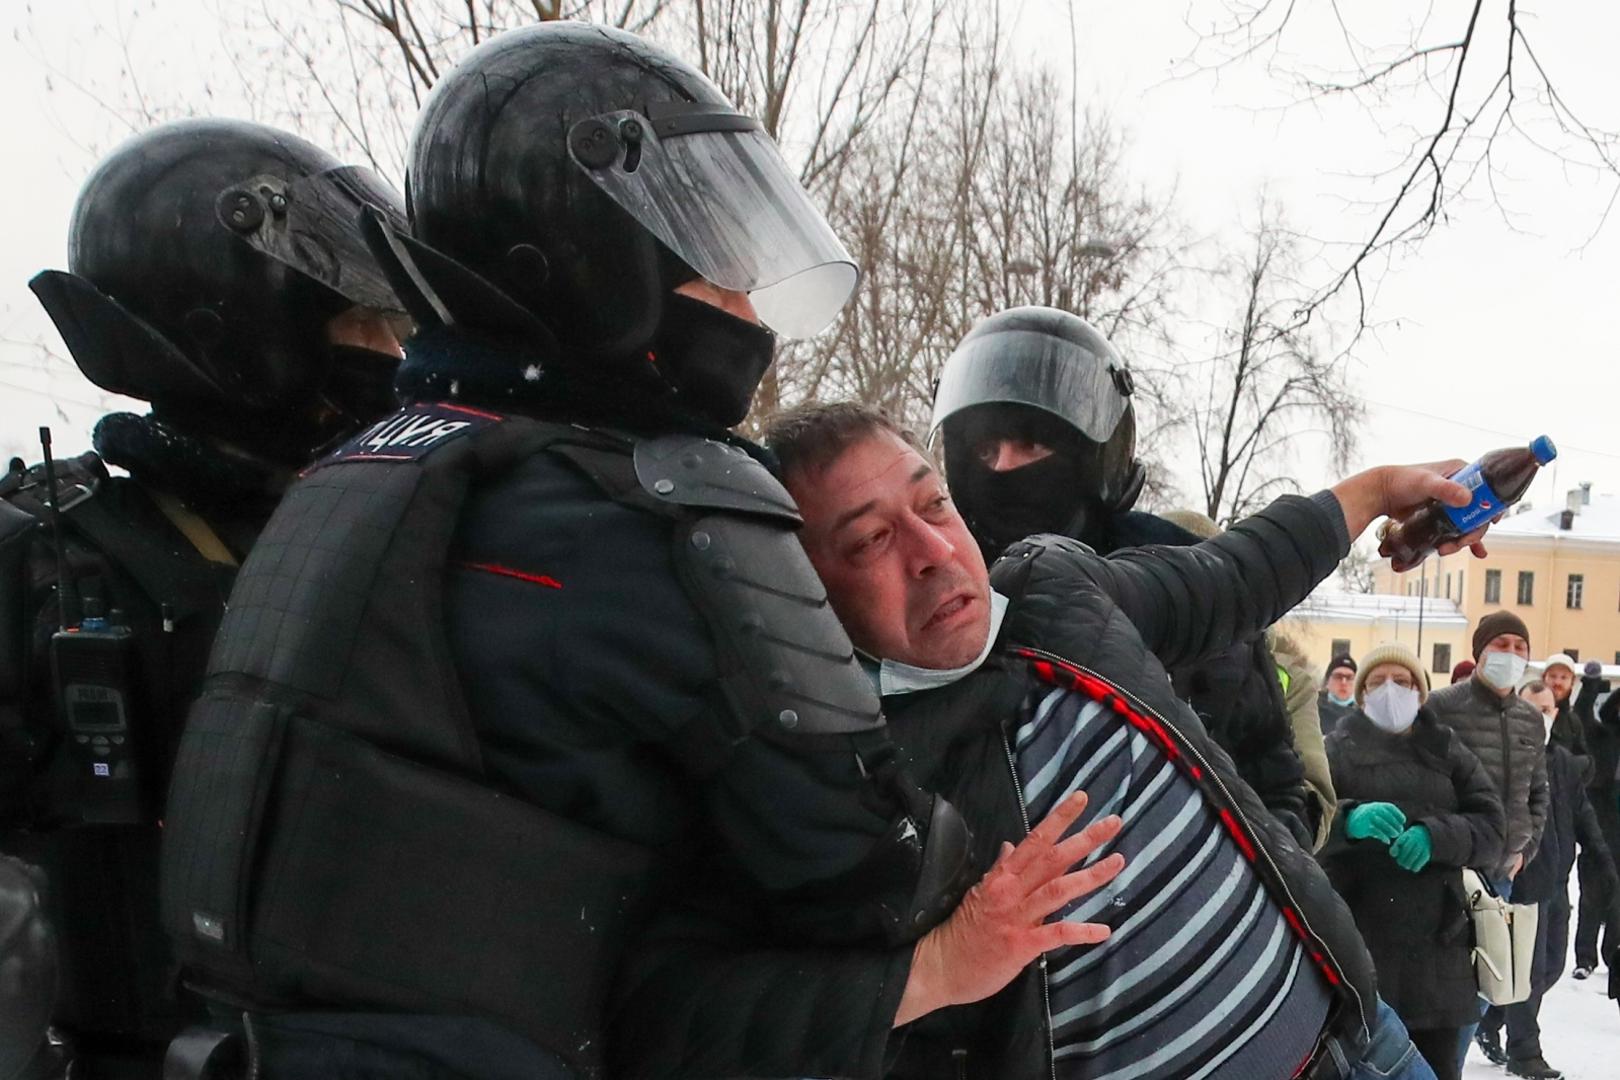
left=945, top=404, right=1113, bottom=560
left=648, top=292, right=775, bottom=429
left=320, top=344, right=404, bottom=438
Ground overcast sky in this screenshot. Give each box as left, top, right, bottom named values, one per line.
left=4, top=0, right=1618, bottom=520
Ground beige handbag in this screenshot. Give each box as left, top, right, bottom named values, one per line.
left=1461, top=867, right=1538, bottom=1005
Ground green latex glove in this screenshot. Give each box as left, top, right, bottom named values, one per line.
left=1345, top=802, right=1407, bottom=843
left=1390, top=825, right=1433, bottom=873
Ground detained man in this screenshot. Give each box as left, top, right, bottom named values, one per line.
left=766, top=401, right=1491, bottom=1079
left=613, top=401, right=1488, bottom=1079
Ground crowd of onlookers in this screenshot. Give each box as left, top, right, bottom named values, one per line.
left=1315, top=612, right=1620, bottom=1080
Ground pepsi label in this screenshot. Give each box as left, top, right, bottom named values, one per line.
left=1440, top=460, right=1504, bottom=534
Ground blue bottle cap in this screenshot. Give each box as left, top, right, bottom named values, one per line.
left=1530, top=435, right=1557, bottom=465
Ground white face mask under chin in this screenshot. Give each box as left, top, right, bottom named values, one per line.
left=1363, top=680, right=1421, bottom=734
left=1478, top=650, right=1528, bottom=691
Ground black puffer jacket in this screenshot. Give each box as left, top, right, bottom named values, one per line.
left=612, top=493, right=1380, bottom=1079
left=1515, top=742, right=1615, bottom=905
left=1108, top=512, right=1317, bottom=847
left=1427, top=676, right=1549, bottom=877
left=1320, top=710, right=1504, bottom=1029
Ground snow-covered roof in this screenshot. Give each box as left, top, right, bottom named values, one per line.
left=1489, top=490, right=1620, bottom=543
left=1286, top=588, right=1468, bottom=626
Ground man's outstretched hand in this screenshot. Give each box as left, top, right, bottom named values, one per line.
left=1332, top=461, right=1493, bottom=559
left=893, top=790, right=1124, bottom=1027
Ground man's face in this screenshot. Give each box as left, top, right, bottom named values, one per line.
left=1481, top=633, right=1530, bottom=660
left=1326, top=667, right=1356, bottom=700
left=1542, top=664, right=1574, bottom=702
left=788, top=429, right=992, bottom=669
left=1521, top=687, right=1558, bottom=721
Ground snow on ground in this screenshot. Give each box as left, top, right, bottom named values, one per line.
left=1461, top=949, right=1619, bottom=1080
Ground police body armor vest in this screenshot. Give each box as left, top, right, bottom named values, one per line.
left=160, top=404, right=969, bottom=1075
left=1, top=453, right=237, bottom=1048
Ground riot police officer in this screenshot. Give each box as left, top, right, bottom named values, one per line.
left=932, top=306, right=1320, bottom=846
left=160, top=22, right=970, bottom=1079
left=1, top=118, right=409, bottom=1076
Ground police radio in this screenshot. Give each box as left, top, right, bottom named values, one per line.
left=40, top=428, right=146, bottom=825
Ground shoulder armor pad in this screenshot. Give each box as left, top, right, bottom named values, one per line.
left=634, top=435, right=801, bottom=524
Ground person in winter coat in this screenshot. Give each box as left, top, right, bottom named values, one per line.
left=1426, top=613, right=1549, bottom=891
left=1426, top=612, right=1549, bottom=1071
left=1536, top=654, right=1588, bottom=759
left=1322, top=656, right=1359, bottom=735
left=1320, top=643, right=1505, bottom=1080
left=1476, top=681, right=1618, bottom=1080
left=1450, top=660, right=1476, bottom=686
left=1273, top=630, right=1340, bottom=849
left=1535, top=650, right=1587, bottom=761
left=609, top=401, right=1490, bottom=1080
left=930, top=308, right=1321, bottom=849
left=1574, top=661, right=1620, bottom=978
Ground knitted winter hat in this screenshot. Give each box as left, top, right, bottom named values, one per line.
left=1472, top=611, right=1530, bottom=659
left=1325, top=655, right=1357, bottom=680
left=1355, top=643, right=1430, bottom=705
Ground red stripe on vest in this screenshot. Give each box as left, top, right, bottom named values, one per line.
left=433, top=401, right=507, bottom=421
left=458, top=561, right=563, bottom=590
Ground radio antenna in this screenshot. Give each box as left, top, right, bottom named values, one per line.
left=38, top=427, right=75, bottom=630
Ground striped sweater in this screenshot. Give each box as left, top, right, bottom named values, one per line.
left=1016, top=686, right=1333, bottom=1079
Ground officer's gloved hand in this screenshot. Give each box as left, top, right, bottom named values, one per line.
left=1389, top=825, right=1433, bottom=873
left=0, top=854, right=57, bottom=1080
left=1344, top=802, right=1406, bottom=844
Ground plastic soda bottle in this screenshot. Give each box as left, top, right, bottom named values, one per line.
left=1378, top=436, right=1557, bottom=572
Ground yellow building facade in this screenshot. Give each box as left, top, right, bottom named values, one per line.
left=1276, top=592, right=1470, bottom=686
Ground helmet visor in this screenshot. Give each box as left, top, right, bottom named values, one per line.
left=568, top=105, right=857, bottom=339
left=931, top=328, right=1130, bottom=444
left=218, top=165, right=410, bottom=315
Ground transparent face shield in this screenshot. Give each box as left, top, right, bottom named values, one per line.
left=930, top=329, right=1133, bottom=445
left=217, top=165, right=411, bottom=318
left=568, top=102, right=857, bottom=339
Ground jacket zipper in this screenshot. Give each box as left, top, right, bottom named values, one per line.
left=1016, top=646, right=1372, bottom=1041
left=999, top=724, right=1059, bottom=1080
left=1500, top=702, right=1515, bottom=875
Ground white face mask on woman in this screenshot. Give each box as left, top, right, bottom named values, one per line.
left=1363, top=679, right=1421, bottom=734
left=1478, top=650, right=1528, bottom=691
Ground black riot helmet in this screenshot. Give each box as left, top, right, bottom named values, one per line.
left=29, top=118, right=410, bottom=464
left=391, top=21, right=857, bottom=426
left=931, top=307, right=1145, bottom=556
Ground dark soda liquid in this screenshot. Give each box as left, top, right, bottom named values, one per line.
left=1378, top=436, right=1556, bottom=572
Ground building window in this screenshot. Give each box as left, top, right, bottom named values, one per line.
left=1517, top=571, right=1534, bottom=606
left=1485, top=569, right=1502, bottom=604
left=1566, top=648, right=1581, bottom=662
left=1445, top=573, right=1452, bottom=599
left=1567, top=574, right=1584, bottom=610
left=1614, top=650, right=1620, bottom=666
left=1433, top=643, right=1451, bottom=675
left=1331, top=638, right=1352, bottom=661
